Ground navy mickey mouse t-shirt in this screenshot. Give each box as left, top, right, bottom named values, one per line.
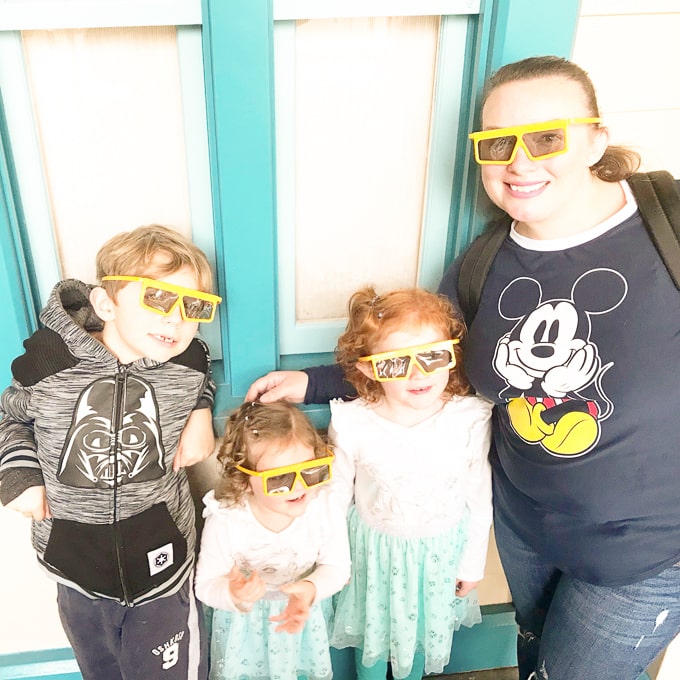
left=441, top=190, right=680, bottom=586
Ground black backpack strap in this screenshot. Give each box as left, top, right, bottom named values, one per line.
left=628, top=170, right=680, bottom=289
left=457, top=216, right=512, bottom=326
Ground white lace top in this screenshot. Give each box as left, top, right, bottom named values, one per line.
left=195, top=487, right=351, bottom=612
left=329, top=395, right=493, bottom=581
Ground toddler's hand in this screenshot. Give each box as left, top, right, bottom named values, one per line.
left=455, top=579, right=479, bottom=598
left=7, top=485, right=51, bottom=521
left=269, top=580, right=316, bottom=633
left=228, top=565, right=266, bottom=612
left=173, top=408, right=216, bottom=471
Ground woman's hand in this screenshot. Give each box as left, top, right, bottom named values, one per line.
left=244, top=371, right=309, bottom=404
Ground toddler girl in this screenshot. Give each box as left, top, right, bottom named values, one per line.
left=329, top=287, right=493, bottom=680
left=196, top=401, right=351, bottom=680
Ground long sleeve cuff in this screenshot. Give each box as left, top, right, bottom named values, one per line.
left=305, top=564, right=351, bottom=603
left=0, top=467, right=45, bottom=506
left=303, top=365, right=356, bottom=404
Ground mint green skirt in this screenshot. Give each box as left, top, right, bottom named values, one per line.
left=209, top=597, right=334, bottom=680
left=330, top=506, right=481, bottom=679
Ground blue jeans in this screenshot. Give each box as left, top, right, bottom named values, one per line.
left=494, top=511, right=680, bottom=680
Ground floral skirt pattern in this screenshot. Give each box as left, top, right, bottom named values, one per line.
left=208, top=597, right=334, bottom=680
left=329, top=506, right=481, bottom=679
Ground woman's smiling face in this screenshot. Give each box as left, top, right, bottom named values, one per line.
left=479, top=76, right=608, bottom=237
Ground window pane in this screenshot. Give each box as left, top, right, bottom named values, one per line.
left=293, top=16, right=440, bottom=321
left=22, top=26, right=192, bottom=284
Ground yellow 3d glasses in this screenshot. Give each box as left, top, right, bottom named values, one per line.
left=237, top=452, right=334, bottom=496
left=469, top=117, right=601, bottom=165
left=101, top=276, right=222, bottom=322
left=359, top=339, right=458, bottom=382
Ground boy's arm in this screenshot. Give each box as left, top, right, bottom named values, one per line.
left=0, top=383, right=47, bottom=516
left=173, top=341, right=217, bottom=470
left=172, top=407, right=216, bottom=470
left=194, top=374, right=216, bottom=411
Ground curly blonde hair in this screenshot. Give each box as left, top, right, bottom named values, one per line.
left=336, top=286, right=470, bottom=404
left=214, top=401, right=329, bottom=506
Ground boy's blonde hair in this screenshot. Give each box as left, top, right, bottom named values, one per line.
left=336, top=286, right=470, bottom=404
left=215, top=401, right=329, bottom=506
left=96, top=224, right=214, bottom=298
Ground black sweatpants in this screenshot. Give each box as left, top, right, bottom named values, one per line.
left=57, top=578, right=208, bottom=680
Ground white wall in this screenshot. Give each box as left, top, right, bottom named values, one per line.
left=0, top=509, right=69, bottom=652
left=573, top=0, right=680, bottom=179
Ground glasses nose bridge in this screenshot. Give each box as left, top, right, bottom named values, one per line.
left=507, top=136, right=536, bottom=166
left=163, top=295, right=185, bottom=322
left=409, top=354, right=431, bottom=379
left=512, top=133, right=535, bottom=162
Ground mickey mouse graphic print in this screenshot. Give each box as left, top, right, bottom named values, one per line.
left=492, top=269, right=626, bottom=457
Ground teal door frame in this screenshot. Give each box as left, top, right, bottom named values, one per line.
left=0, top=90, right=37, bottom=389
left=201, top=0, right=279, bottom=404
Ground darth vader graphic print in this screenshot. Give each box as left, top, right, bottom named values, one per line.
left=493, top=268, right=627, bottom=457
left=57, top=374, right=166, bottom=488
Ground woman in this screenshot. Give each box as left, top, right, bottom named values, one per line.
left=246, top=56, right=680, bottom=680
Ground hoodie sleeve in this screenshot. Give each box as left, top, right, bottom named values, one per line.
left=0, top=327, right=78, bottom=505
left=0, top=381, right=44, bottom=506
left=173, top=338, right=216, bottom=411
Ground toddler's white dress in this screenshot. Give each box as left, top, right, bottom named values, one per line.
left=196, top=488, right=351, bottom=680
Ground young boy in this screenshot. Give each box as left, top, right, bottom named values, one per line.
left=0, top=225, right=220, bottom=680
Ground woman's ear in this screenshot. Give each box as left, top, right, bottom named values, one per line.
left=588, top=124, right=610, bottom=166
left=90, top=286, right=116, bottom=322
left=355, top=360, right=376, bottom=381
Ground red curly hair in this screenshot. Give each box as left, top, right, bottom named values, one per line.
left=336, top=286, right=469, bottom=404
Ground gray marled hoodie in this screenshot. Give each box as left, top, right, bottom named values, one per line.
left=0, top=279, right=215, bottom=605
